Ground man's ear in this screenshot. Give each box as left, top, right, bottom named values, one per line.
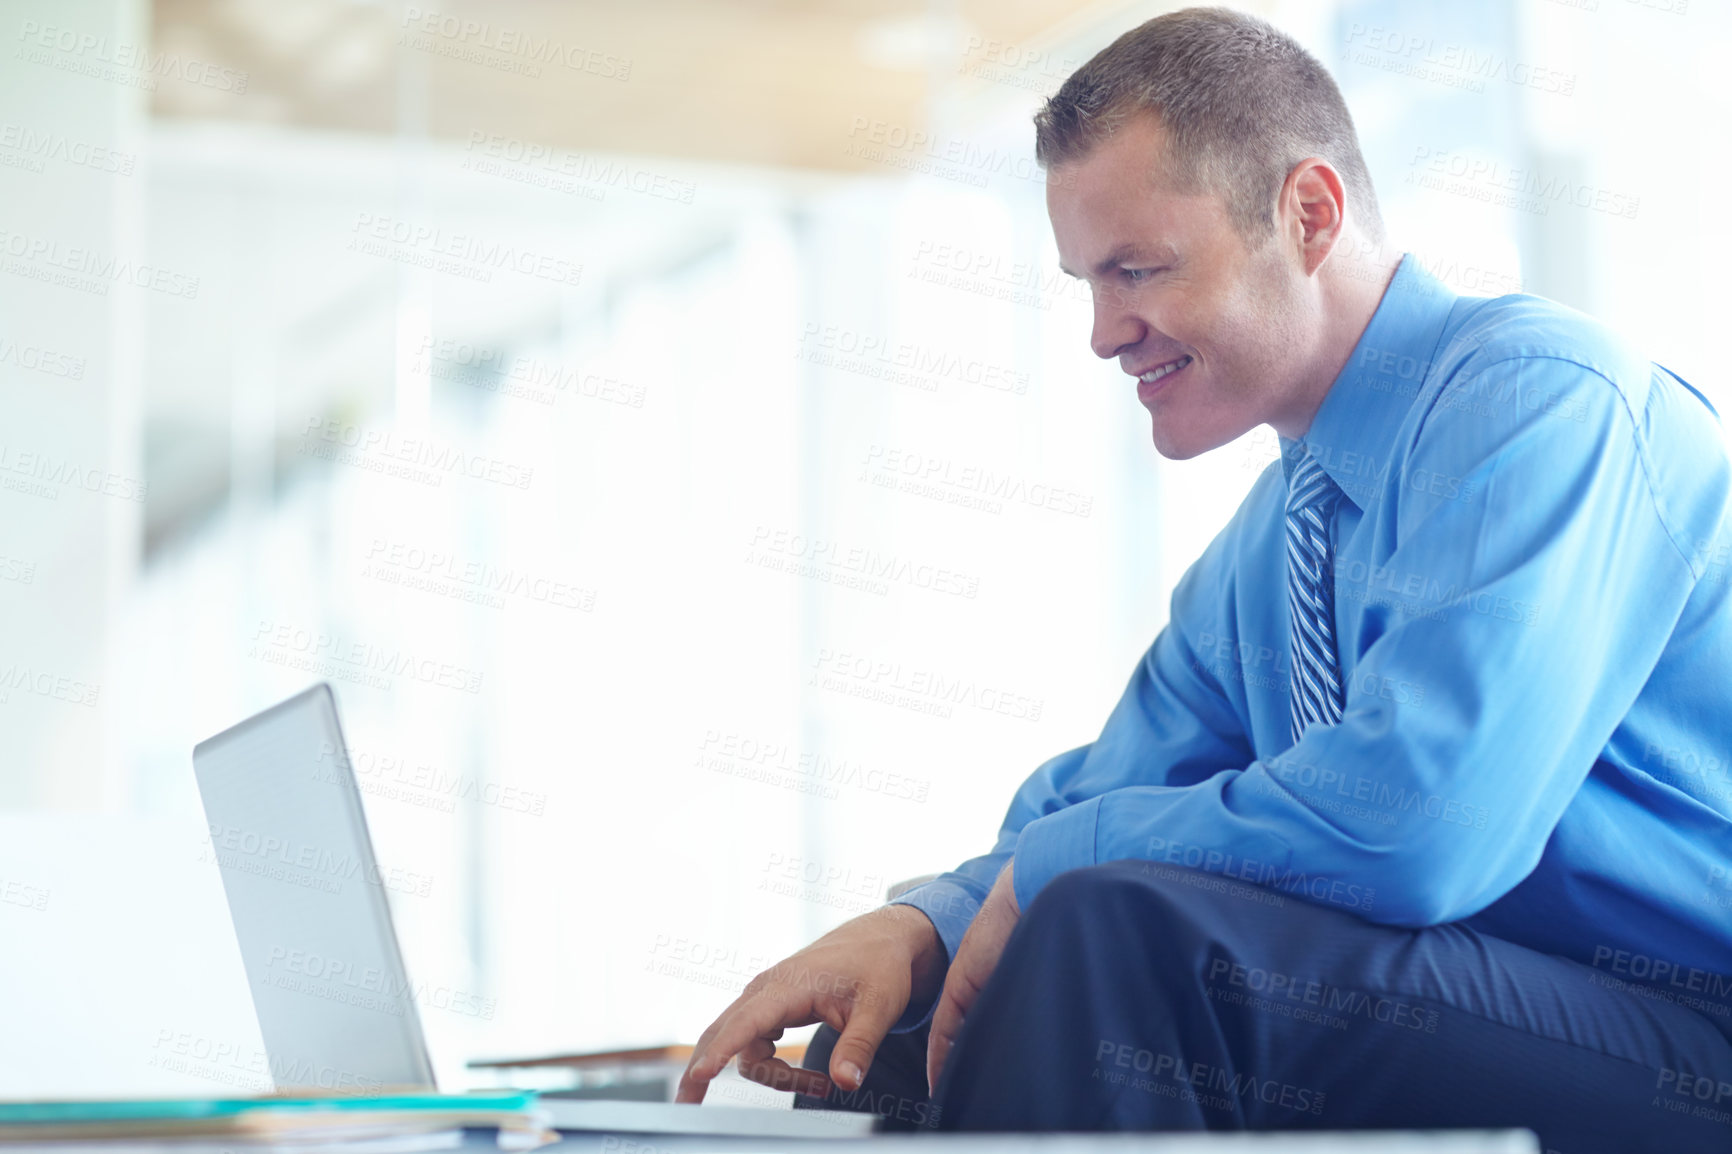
left=1280, top=157, right=1347, bottom=276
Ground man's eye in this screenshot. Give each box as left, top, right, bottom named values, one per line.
left=1123, top=267, right=1162, bottom=284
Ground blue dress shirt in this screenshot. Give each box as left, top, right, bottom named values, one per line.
left=891, top=252, right=1732, bottom=1033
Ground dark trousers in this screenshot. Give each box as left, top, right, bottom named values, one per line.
left=795, top=860, right=1732, bottom=1150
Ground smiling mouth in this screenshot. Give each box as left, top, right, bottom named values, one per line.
left=1136, top=355, right=1193, bottom=399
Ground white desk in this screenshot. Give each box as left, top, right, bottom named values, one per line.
left=524, top=1128, right=1540, bottom=1154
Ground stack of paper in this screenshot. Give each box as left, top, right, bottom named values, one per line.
left=0, top=1090, right=553, bottom=1154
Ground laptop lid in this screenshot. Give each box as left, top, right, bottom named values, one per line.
left=193, top=683, right=437, bottom=1093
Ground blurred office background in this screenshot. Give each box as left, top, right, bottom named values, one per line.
left=0, top=0, right=1724, bottom=1098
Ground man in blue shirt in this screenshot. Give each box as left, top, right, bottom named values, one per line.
left=677, top=8, right=1732, bottom=1147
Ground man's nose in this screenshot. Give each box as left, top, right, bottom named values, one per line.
left=1089, top=283, right=1145, bottom=361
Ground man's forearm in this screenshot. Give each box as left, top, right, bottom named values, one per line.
left=883, top=857, right=1005, bottom=1032
left=874, top=901, right=946, bottom=1003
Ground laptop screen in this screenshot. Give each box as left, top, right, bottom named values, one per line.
left=193, top=683, right=437, bottom=1093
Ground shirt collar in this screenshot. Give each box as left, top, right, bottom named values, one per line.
left=1278, top=253, right=1459, bottom=511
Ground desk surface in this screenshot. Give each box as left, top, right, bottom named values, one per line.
left=499, top=1128, right=1540, bottom=1154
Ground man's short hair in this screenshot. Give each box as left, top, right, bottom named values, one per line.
left=1034, top=6, right=1384, bottom=245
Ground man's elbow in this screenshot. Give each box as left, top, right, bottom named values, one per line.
left=1353, top=837, right=1516, bottom=929
left=1366, top=884, right=1470, bottom=929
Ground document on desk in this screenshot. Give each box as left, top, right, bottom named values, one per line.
left=0, top=1091, right=553, bottom=1152
left=0, top=1134, right=462, bottom=1154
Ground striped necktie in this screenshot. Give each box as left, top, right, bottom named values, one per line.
left=1286, top=451, right=1345, bottom=746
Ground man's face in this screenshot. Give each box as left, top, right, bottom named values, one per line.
left=1048, top=112, right=1316, bottom=459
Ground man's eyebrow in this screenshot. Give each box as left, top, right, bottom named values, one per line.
left=1059, top=243, right=1170, bottom=279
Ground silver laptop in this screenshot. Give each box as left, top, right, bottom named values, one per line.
left=192, top=683, right=873, bottom=1139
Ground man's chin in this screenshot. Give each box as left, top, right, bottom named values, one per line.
left=1148, top=421, right=1211, bottom=461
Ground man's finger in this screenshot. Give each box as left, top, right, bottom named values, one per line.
left=925, top=961, right=984, bottom=1095
left=739, top=1034, right=819, bottom=1093
left=674, top=1015, right=732, bottom=1103
left=738, top=1036, right=775, bottom=1068
left=676, top=1001, right=759, bottom=1102
left=828, top=976, right=905, bottom=1093
left=739, top=1048, right=834, bottom=1097
left=674, top=1052, right=715, bottom=1104
left=926, top=987, right=959, bottom=1097
left=676, top=991, right=817, bottom=1103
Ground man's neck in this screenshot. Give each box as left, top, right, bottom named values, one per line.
left=1278, top=236, right=1404, bottom=440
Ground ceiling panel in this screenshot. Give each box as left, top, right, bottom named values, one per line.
left=150, top=0, right=1110, bottom=170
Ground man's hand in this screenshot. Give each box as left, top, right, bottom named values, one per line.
left=925, top=861, right=1020, bottom=1096
left=675, top=903, right=945, bottom=1104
